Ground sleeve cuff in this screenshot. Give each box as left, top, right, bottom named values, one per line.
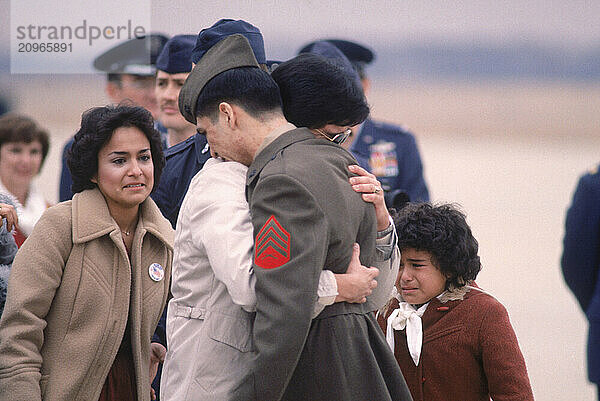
left=376, top=215, right=395, bottom=239
left=376, top=218, right=397, bottom=261
left=317, top=269, right=338, bottom=306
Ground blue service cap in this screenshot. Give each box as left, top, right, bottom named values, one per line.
left=299, top=39, right=374, bottom=64
left=298, top=39, right=374, bottom=77
left=300, top=40, right=361, bottom=84
left=191, top=19, right=266, bottom=65
left=156, top=34, right=196, bottom=74
left=93, top=33, right=169, bottom=75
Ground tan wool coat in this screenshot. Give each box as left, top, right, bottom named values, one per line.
left=0, top=188, right=173, bottom=401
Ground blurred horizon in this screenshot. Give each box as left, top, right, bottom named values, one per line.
left=1, top=0, right=599, bottom=80
left=2, top=41, right=599, bottom=81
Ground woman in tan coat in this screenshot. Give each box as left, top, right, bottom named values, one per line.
left=0, top=105, right=173, bottom=401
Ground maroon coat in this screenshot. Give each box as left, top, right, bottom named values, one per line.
left=378, top=288, right=534, bottom=401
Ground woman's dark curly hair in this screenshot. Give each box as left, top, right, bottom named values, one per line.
left=393, top=202, right=482, bottom=289
left=271, top=53, right=370, bottom=129
left=67, top=104, right=165, bottom=194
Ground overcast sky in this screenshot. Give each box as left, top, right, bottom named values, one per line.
left=4, top=1, right=599, bottom=47
left=1, top=0, right=598, bottom=73
left=149, top=0, right=600, bottom=58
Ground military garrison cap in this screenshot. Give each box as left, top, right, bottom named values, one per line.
left=93, top=33, right=169, bottom=75
left=179, top=34, right=260, bottom=124
left=191, top=19, right=266, bottom=65
left=156, top=34, right=196, bottom=74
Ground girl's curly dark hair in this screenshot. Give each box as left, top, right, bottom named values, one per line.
left=393, top=202, right=482, bottom=289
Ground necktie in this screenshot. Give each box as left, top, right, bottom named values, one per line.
left=386, top=302, right=428, bottom=366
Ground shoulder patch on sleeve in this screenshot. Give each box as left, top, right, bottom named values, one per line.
left=254, top=215, right=291, bottom=269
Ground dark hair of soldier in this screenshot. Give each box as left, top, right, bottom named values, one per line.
left=194, top=66, right=283, bottom=122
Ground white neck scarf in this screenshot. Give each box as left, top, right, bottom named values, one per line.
left=386, top=300, right=428, bottom=366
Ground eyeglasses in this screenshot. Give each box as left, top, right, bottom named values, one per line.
left=314, top=128, right=352, bottom=145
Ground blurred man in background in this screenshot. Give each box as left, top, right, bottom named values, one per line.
left=300, top=39, right=430, bottom=209
left=58, top=33, right=169, bottom=202
left=154, top=34, right=197, bottom=148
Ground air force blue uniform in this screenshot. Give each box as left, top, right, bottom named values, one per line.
left=351, top=118, right=429, bottom=208
left=299, top=38, right=429, bottom=209
left=58, top=138, right=75, bottom=202
left=562, top=164, right=600, bottom=388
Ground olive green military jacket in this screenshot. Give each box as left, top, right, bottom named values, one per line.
left=246, top=128, right=378, bottom=401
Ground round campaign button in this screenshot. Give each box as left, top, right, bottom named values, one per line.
left=148, top=263, right=164, bottom=282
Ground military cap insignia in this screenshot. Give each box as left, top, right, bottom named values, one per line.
left=254, top=215, right=291, bottom=269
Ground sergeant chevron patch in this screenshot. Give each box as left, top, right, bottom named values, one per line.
left=254, top=215, right=291, bottom=269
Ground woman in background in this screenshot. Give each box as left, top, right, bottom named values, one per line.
left=0, top=105, right=173, bottom=401
left=0, top=113, right=51, bottom=247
